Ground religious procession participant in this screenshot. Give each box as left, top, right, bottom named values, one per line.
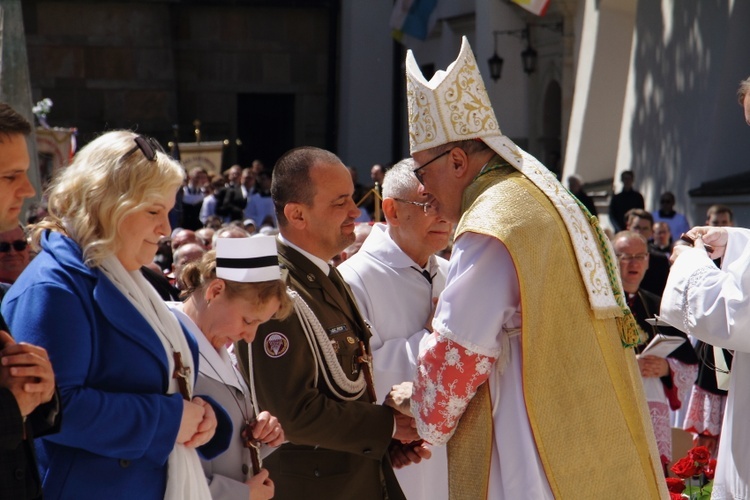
left=660, top=225, right=750, bottom=499
left=339, top=158, right=451, bottom=500
left=613, top=231, right=697, bottom=465
left=236, top=146, right=420, bottom=500
left=169, top=236, right=292, bottom=499
left=387, top=37, right=667, bottom=499
left=2, top=130, right=231, bottom=499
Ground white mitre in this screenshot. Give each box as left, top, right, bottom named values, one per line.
left=406, top=37, right=625, bottom=319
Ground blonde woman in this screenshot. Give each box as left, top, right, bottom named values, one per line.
left=2, top=131, right=231, bottom=499
left=170, top=236, right=292, bottom=499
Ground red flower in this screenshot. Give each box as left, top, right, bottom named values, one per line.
left=669, top=493, right=684, bottom=500
left=688, top=446, right=711, bottom=466
left=671, top=456, right=700, bottom=478
left=704, top=458, right=718, bottom=480
left=666, top=477, right=686, bottom=493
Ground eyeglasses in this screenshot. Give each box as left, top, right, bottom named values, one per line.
left=616, top=253, right=649, bottom=263
left=412, top=150, right=450, bottom=185
left=121, top=135, right=166, bottom=162
left=393, top=198, right=438, bottom=216
left=0, top=240, right=28, bottom=253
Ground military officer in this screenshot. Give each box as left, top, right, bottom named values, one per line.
left=236, top=146, right=418, bottom=500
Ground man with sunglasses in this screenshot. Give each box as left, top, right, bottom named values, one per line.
left=0, top=225, right=31, bottom=286
left=386, top=38, right=666, bottom=498
left=0, top=103, right=60, bottom=499
left=339, top=158, right=450, bottom=500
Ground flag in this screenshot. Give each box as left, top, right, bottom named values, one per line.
left=390, top=0, right=438, bottom=42
left=511, top=0, right=550, bottom=16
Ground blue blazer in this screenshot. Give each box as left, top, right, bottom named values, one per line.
left=2, top=231, right=231, bottom=500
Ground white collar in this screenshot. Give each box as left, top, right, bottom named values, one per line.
left=168, top=302, right=247, bottom=393
left=359, top=223, right=433, bottom=271
left=278, top=233, right=331, bottom=275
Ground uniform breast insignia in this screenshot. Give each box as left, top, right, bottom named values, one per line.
left=328, top=324, right=348, bottom=336
left=346, top=336, right=356, bottom=344
left=264, top=332, right=290, bottom=358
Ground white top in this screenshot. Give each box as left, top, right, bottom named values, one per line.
left=338, top=223, right=449, bottom=500
left=431, top=232, right=553, bottom=500
left=660, top=227, right=750, bottom=499
left=168, top=303, right=275, bottom=500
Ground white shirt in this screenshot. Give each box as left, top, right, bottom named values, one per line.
left=660, top=227, right=750, bottom=500
left=338, top=223, right=449, bottom=500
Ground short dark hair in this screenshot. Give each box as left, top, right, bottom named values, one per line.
left=625, top=208, right=653, bottom=226
left=707, top=204, right=733, bottom=221
left=0, top=103, right=32, bottom=142
left=271, top=146, right=342, bottom=226
left=620, top=170, right=634, bottom=181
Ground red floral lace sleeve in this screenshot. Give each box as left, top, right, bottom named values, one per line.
left=411, top=335, right=496, bottom=446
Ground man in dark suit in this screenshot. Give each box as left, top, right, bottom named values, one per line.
left=626, top=208, right=670, bottom=296
left=237, top=147, right=416, bottom=500
left=0, top=103, right=61, bottom=499
left=215, top=164, right=246, bottom=222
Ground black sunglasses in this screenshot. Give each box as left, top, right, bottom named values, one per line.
left=0, top=240, right=28, bottom=253
left=412, top=150, right=450, bottom=185
left=121, top=135, right=166, bottom=162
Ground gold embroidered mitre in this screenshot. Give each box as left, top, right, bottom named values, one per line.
left=405, top=37, right=504, bottom=154
left=405, top=37, right=639, bottom=341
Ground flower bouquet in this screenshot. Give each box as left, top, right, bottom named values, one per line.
left=667, top=446, right=716, bottom=500
left=32, top=98, right=53, bottom=128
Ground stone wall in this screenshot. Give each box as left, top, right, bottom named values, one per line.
left=23, top=0, right=336, bottom=169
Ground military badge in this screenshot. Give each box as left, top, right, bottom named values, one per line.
left=264, top=332, right=290, bottom=358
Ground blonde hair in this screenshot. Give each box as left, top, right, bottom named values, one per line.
left=181, top=250, right=293, bottom=320
left=33, top=130, right=184, bottom=267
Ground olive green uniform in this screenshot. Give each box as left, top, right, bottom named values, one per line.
left=237, top=242, right=404, bottom=500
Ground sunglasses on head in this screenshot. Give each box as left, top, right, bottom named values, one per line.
left=121, top=135, right=166, bottom=162
left=0, top=240, right=28, bottom=253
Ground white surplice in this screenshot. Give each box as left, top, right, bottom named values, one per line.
left=660, top=227, right=750, bottom=500
left=338, top=223, right=449, bottom=500
left=416, top=232, right=553, bottom=500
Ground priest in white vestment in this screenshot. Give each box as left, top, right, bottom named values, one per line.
left=339, top=159, right=451, bottom=500
left=386, top=37, right=667, bottom=499
left=661, top=226, right=750, bottom=499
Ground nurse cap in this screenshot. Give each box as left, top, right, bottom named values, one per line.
left=215, top=235, right=281, bottom=283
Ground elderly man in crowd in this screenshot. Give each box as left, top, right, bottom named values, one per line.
left=0, top=102, right=60, bottom=498
left=387, top=38, right=665, bottom=499
left=339, top=158, right=451, bottom=500
left=236, top=146, right=418, bottom=500
left=613, top=231, right=697, bottom=466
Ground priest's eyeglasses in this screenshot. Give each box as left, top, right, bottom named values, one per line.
left=412, top=150, right=450, bottom=185
left=393, top=198, right=438, bottom=216
left=616, top=253, right=649, bottom=263
left=121, top=135, right=166, bottom=162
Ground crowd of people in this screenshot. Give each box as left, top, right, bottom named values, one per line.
left=2, top=38, right=750, bottom=500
